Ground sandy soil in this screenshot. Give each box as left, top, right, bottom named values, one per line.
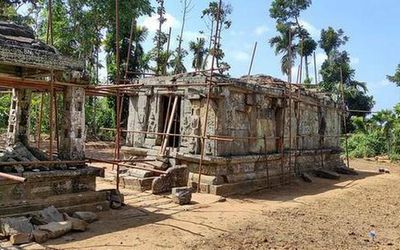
left=31, top=157, right=399, bottom=250
left=1, top=139, right=399, bottom=249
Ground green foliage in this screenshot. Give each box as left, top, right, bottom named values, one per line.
left=269, top=0, right=315, bottom=78
left=0, top=94, right=11, bottom=129
left=347, top=104, right=400, bottom=161
left=387, top=64, right=400, bottom=86
left=318, top=27, right=374, bottom=130
left=269, top=0, right=311, bottom=24
left=269, top=22, right=297, bottom=76
left=201, top=1, right=232, bottom=73
left=189, top=37, right=207, bottom=72
left=347, top=132, right=386, bottom=158
left=319, top=27, right=348, bottom=57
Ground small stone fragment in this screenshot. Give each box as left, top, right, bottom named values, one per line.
left=62, top=235, right=75, bottom=242
left=72, top=212, right=98, bottom=223
left=40, top=206, right=63, bottom=223
left=32, top=229, right=49, bottom=243
left=171, top=187, right=192, bottom=205
left=37, top=221, right=72, bottom=239
left=217, top=196, right=227, bottom=202
left=63, top=213, right=88, bottom=232
left=10, top=233, right=31, bottom=245
left=0, top=217, right=34, bottom=236
left=301, top=173, right=313, bottom=183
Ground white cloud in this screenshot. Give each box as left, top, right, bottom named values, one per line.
left=139, top=13, right=180, bottom=33
left=254, top=25, right=269, bottom=36
left=315, top=52, right=327, bottom=68
left=233, top=51, right=250, bottom=62
left=378, top=79, right=391, bottom=87
left=298, top=19, right=319, bottom=38
left=350, top=56, right=360, bottom=66
left=183, top=31, right=207, bottom=42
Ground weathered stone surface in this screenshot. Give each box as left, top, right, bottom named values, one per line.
left=63, top=214, right=88, bottom=232
left=152, top=165, right=189, bottom=194
left=167, top=165, right=189, bottom=187
left=10, top=233, right=31, bottom=245
left=0, top=217, right=34, bottom=236
left=301, top=173, right=313, bottom=183
left=334, top=166, right=358, bottom=175
left=314, top=169, right=340, bottom=180
left=127, top=168, right=154, bottom=178
left=37, top=221, right=72, bottom=239
left=32, top=229, right=49, bottom=243
left=171, top=187, right=192, bottom=205
left=40, top=206, right=64, bottom=223
left=151, top=175, right=171, bottom=194
left=72, top=212, right=98, bottom=223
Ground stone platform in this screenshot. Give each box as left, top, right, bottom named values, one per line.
left=0, top=166, right=109, bottom=217
left=178, top=149, right=343, bottom=196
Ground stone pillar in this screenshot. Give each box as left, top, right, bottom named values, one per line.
left=126, top=94, right=149, bottom=147
left=60, top=86, right=85, bottom=160
left=7, top=89, right=32, bottom=147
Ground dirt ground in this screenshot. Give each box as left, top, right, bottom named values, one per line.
left=37, top=154, right=399, bottom=250
left=1, top=139, right=400, bottom=249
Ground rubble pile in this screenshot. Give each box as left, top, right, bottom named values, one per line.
left=0, top=206, right=98, bottom=245
left=0, top=142, right=84, bottom=173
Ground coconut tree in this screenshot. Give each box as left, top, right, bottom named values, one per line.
left=189, top=37, right=207, bottom=72
left=269, top=22, right=297, bottom=76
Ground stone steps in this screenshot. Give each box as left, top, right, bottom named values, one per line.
left=0, top=191, right=109, bottom=217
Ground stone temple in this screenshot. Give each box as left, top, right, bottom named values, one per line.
left=0, top=21, right=108, bottom=217
left=0, top=20, right=345, bottom=207
left=122, top=73, right=343, bottom=195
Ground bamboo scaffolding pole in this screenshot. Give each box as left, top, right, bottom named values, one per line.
left=247, top=41, right=258, bottom=76
left=264, top=134, right=270, bottom=188
left=86, top=158, right=167, bottom=174
left=160, top=95, right=173, bottom=154
left=124, top=18, right=136, bottom=80
left=53, top=91, right=60, bottom=153
left=160, top=96, right=179, bottom=155
left=36, top=93, right=44, bottom=149
left=313, top=51, right=318, bottom=84
left=197, top=0, right=222, bottom=193
left=284, top=28, right=293, bottom=184
left=49, top=70, right=54, bottom=160
left=295, top=88, right=301, bottom=174
left=0, top=172, right=26, bottom=182
left=115, top=0, right=121, bottom=191
left=340, top=67, right=350, bottom=168
left=100, top=128, right=280, bottom=141
left=0, top=160, right=87, bottom=167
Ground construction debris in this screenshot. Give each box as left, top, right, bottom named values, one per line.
left=378, top=168, right=390, bottom=174
left=37, top=221, right=73, bottom=239
left=171, top=187, right=193, bottom=205
left=313, top=169, right=341, bottom=180
left=72, top=211, right=98, bottom=223
left=334, top=166, right=358, bottom=175
left=0, top=206, right=97, bottom=245
left=0, top=217, right=33, bottom=237
left=301, top=173, right=313, bottom=183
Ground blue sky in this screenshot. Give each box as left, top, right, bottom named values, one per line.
left=137, top=0, right=400, bottom=111
left=19, top=1, right=400, bottom=111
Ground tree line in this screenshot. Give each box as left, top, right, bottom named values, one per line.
left=1, top=0, right=399, bottom=160
left=268, top=0, right=399, bottom=161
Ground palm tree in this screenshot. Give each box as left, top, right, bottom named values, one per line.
left=298, top=35, right=317, bottom=80
left=269, top=23, right=297, bottom=76
left=189, top=38, right=207, bottom=72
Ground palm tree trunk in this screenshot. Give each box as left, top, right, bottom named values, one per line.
left=305, top=56, right=309, bottom=80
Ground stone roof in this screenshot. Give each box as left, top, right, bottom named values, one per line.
left=0, top=21, right=83, bottom=72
